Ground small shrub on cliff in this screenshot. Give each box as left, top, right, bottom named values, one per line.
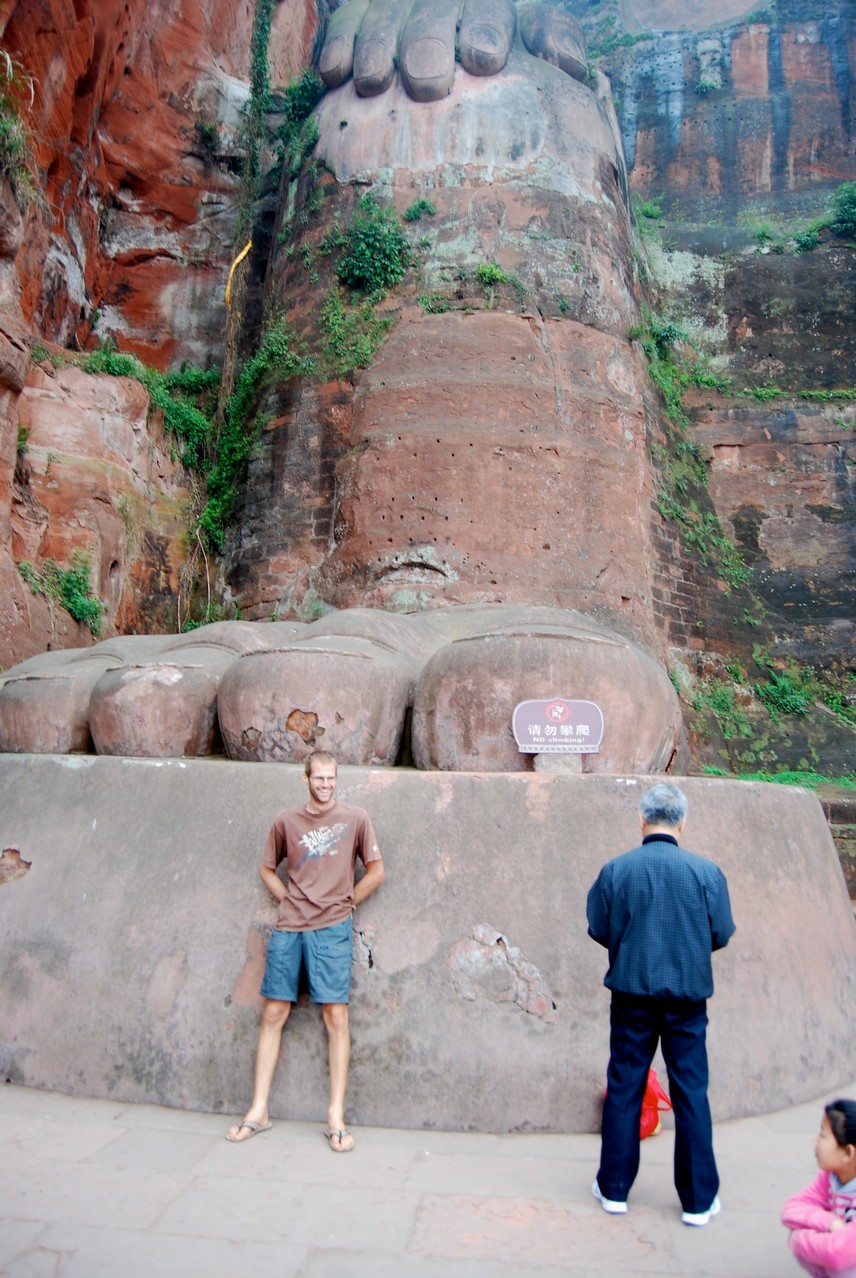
left=831, top=182, right=856, bottom=238
left=18, top=551, right=106, bottom=637
left=692, top=681, right=753, bottom=740
left=0, top=52, right=37, bottom=209
left=633, top=195, right=663, bottom=221
left=281, top=68, right=325, bottom=125
left=793, top=227, right=819, bottom=252
left=755, top=670, right=811, bottom=720
left=337, top=195, right=410, bottom=295
left=751, top=655, right=855, bottom=726
left=278, top=70, right=323, bottom=181
left=319, top=288, right=393, bottom=378
left=193, top=117, right=220, bottom=160
left=200, top=319, right=312, bottom=549
left=404, top=199, right=436, bottom=222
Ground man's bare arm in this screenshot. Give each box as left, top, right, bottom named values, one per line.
left=354, top=859, right=385, bottom=906
left=260, top=862, right=286, bottom=904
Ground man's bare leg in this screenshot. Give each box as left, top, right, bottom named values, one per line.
left=322, top=1002, right=354, bottom=1152
left=227, top=997, right=291, bottom=1141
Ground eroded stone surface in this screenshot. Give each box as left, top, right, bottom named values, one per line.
left=411, top=606, right=685, bottom=773
left=0, top=847, right=31, bottom=884
left=449, top=925, right=559, bottom=1023
left=217, top=636, right=419, bottom=765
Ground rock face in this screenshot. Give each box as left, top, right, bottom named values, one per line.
left=0, top=0, right=852, bottom=751
left=691, top=397, right=855, bottom=645
left=615, top=0, right=855, bottom=221
left=5, top=361, right=190, bottom=666
left=0, top=0, right=317, bottom=664
left=0, top=757, right=853, bottom=1131
left=227, top=50, right=666, bottom=647
left=0, top=0, right=317, bottom=366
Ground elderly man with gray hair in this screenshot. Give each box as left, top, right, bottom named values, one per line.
left=586, top=781, right=735, bottom=1227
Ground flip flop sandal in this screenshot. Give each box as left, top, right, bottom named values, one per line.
left=324, top=1127, right=355, bottom=1153
left=226, top=1119, right=272, bottom=1143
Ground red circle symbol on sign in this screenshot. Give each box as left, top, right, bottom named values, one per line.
left=545, top=700, right=571, bottom=724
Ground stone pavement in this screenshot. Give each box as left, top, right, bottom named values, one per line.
left=1, top=1081, right=849, bottom=1278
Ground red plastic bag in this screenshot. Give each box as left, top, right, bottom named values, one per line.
left=640, top=1068, right=671, bottom=1139
left=603, top=1067, right=672, bottom=1139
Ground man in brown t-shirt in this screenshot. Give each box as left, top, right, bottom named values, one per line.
left=227, top=750, right=384, bottom=1150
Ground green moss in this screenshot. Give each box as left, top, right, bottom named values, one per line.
left=702, top=766, right=856, bottom=789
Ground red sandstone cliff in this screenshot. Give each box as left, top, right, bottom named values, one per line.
left=0, top=0, right=853, bottom=777
left=0, top=0, right=317, bottom=664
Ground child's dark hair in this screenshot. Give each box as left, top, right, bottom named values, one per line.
left=825, top=1099, right=856, bottom=1147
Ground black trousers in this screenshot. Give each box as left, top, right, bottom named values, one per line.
left=596, top=992, right=719, bottom=1213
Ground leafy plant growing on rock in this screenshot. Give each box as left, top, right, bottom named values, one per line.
left=337, top=195, right=410, bottom=295
left=0, top=51, right=37, bottom=209
left=319, top=288, right=393, bottom=378
left=18, top=550, right=106, bottom=637
left=634, top=309, right=749, bottom=591
left=692, top=680, right=752, bottom=740
left=403, top=198, right=436, bottom=222
left=192, top=117, right=220, bottom=161
left=277, top=69, right=324, bottom=179
left=831, top=182, right=856, bottom=238
left=235, top=0, right=276, bottom=243
left=474, top=262, right=525, bottom=308
left=200, top=319, right=312, bottom=549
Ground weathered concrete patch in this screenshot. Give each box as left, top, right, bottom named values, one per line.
left=449, top=925, right=559, bottom=1024
left=0, top=846, right=30, bottom=884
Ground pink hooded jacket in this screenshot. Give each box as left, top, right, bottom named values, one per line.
left=782, top=1170, right=856, bottom=1274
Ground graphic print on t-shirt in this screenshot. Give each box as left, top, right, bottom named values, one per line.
left=296, top=822, right=349, bottom=871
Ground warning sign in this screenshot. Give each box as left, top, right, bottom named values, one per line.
left=512, top=699, right=604, bottom=754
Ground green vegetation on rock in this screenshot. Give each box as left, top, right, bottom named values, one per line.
left=831, top=182, right=856, bottom=238
left=0, top=52, right=37, bottom=210
left=337, top=194, right=411, bottom=295
left=200, top=320, right=312, bottom=549
left=18, top=550, right=106, bottom=637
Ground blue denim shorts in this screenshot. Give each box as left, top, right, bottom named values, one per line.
left=260, top=916, right=353, bottom=1004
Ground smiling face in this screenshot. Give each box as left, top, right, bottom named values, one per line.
left=304, top=758, right=338, bottom=811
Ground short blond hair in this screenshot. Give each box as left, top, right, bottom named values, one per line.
left=304, top=749, right=337, bottom=777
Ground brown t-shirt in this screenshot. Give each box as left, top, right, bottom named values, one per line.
left=262, top=800, right=382, bottom=932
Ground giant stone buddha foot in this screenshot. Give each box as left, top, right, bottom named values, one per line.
left=319, top=0, right=588, bottom=102
left=0, top=607, right=684, bottom=772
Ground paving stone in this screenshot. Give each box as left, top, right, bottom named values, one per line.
left=0, top=1081, right=850, bottom=1277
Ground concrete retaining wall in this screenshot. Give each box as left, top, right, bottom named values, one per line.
left=0, top=756, right=853, bottom=1132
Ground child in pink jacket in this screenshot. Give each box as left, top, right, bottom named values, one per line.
left=782, top=1099, right=856, bottom=1277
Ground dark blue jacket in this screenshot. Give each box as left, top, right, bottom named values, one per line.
left=586, top=834, right=736, bottom=1001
